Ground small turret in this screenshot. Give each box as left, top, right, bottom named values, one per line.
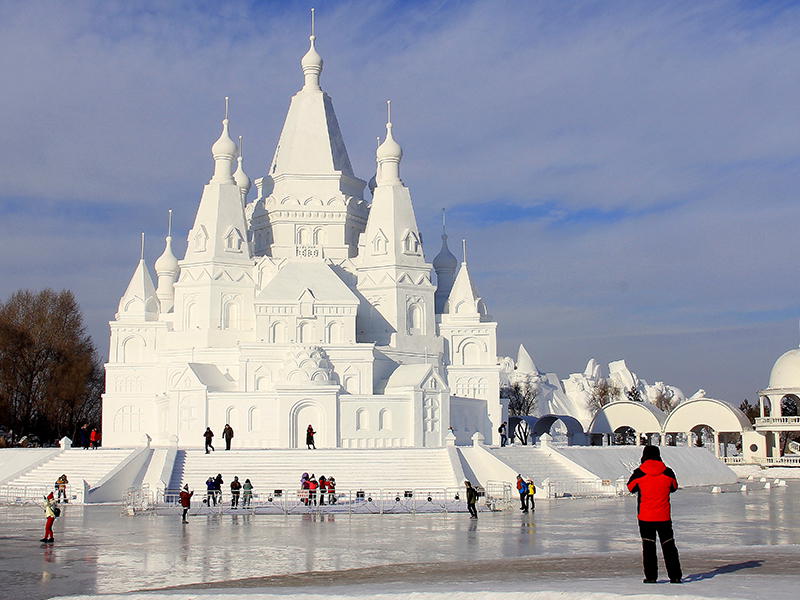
left=433, top=208, right=457, bottom=314
left=233, top=136, right=251, bottom=204
left=375, top=101, right=402, bottom=186
left=155, top=210, right=179, bottom=313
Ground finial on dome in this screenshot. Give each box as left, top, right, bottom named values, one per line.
left=462, top=238, right=467, bottom=263
left=301, top=8, right=323, bottom=91
left=210, top=97, right=238, bottom=183
left=233, top=135, right=252, bottom=196
left=155, top=210, right=180, bottom=276
left=442, top=208, right=446, bottom=235
left=140, top=232, right=145, bottom=260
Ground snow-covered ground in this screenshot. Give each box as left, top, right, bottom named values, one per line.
left=2, top=480, right=799, bottom=600
left=730, top=464, right=800, bottom=479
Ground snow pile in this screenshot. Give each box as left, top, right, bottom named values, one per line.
left=730, top=465, right=800, bottom=480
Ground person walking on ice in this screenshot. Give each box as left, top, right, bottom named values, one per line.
left=179, top=484, right=193, bottom=523
left=627, top=445, right=683, bottom=584
left=204, top=427, right=215, bottom=453
left=465, top=480, right=478, bottom=519
left=306, top=424, right=316, bottom=449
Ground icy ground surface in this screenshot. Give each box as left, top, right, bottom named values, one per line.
left=1, top=480, right=799, bottom=600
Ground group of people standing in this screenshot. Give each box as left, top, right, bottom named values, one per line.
left=201, top=474, right=253, bottom=508
left=76, top=424, right=100, bottom=449
left=515, top=474, right=536, bottom=512
left=203, top=424, right=235, bottom=453
left=300, top=472, right=335, bottom=505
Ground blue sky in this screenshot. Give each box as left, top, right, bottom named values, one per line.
left=2, top=0, right=800, bottom=402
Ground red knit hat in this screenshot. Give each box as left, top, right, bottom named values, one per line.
left=47, top=492, right=54, bottom=500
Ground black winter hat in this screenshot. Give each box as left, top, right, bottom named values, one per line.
left=641, top=445, right=661, bottom=462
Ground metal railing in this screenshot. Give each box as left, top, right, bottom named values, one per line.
left=124, top=481, right=514, bottom=516
left=540, top=478, right=622, bottom=499
left=755, top=416, right=800, bottom=426
left=0, top=484, right=80, bottom=505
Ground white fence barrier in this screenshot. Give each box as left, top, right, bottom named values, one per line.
left=124, top=480, right=514, bottom=516
left=0, top=484, right=82, bottom=505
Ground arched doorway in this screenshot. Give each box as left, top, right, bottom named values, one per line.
left=290, top=400, right=324, bottom=448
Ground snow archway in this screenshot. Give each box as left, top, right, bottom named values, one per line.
left=589, top=401, right=666, bottom=445
left=531, top=414, right=587, bottom=445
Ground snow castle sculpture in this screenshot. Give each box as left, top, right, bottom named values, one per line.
left=102, top=29, right=502, bottom=449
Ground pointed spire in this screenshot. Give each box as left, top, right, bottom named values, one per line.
left=118, top=236, right=159, bottom=321
left=376, top=101, right=403, bottom=186
left=155, top=210, right=179, bottom=313
left=210, top=97, right=239, bottom=184
left=301, top=8, right=323, bottom=91
left=516, top=344, right=538, bottom=374
left=233, top=135, right=251, bottom=200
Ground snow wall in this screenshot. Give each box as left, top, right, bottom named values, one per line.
left=555, top=446, right=738, bottom=487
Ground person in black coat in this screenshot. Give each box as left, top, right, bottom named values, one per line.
left=465, top=480, right=478, bottom=519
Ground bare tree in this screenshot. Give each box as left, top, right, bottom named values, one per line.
left=588, top=378, right=621, bottom=415
left=0, top=289, right=102, bottom=445
left=501, top=377, right=538, bottom=444
left=652, top=387, right=677, bottom=414
left=626, top=387, right=644, bottom=402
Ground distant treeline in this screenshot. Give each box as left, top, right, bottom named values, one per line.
left=0, top=289, right=102, bottom=446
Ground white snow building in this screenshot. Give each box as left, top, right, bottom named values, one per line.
left=102, top=32, right=502, bottom=450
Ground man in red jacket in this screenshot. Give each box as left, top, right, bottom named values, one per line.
left=627, top=445, right=682, bottom=584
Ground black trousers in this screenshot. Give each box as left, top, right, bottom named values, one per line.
left=467, top=502, right=478, bottom=518
left=519, top=494, right=528, bottom=510
left=638, top=520, right=682, bottom=581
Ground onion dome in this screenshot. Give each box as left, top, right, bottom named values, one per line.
left=155, top=235, right=179, bottom=275
left=210, top=97, right=238, bottom=184
left=301, top=35, right=323, bottom=90
left=233, top=136, right=251, bottom=194
left=432, top=232, right=458, bottom=272
left=376, top=122, right=402, bottom=161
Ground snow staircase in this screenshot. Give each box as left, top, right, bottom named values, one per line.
left=488, top=446, right=597, bottom=487
left=2, top=448, right=138, bottom=502
left=175, top=447, right=460, bottom=497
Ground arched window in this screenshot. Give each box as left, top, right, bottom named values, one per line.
left=312, top=227, right=324, bottom=245
left=379, top=408, right=392, bottom=431
left=327, top=321, right=343, bottom=343
left=184, top=302, right=196, bottom=330
left=271, top=321, right=286, bottom=343
left=408, top=303, right=423, bottom=334
left=248, top=406, right=259, bottom=432
left=122, top=336, right=144, bottom=363
left=223, top=302, right=239, bottom=330
left=113, top=405, right=142, bottom=432
left=461, top=341, right=481, bottom=366
left=298, top=321, right=313, bottom=343
left=356, top=408, right=368, bottom=431
left=225, top=406, right=236, bottom=427
left=297, top=227, right=310, bottom=245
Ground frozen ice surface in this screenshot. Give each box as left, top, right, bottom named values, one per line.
left=2, top=482, right=799, bottom=600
